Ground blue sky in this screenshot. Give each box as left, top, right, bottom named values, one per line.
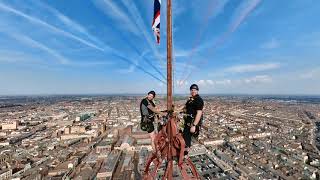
left=0, top=0, right=319, bottom=95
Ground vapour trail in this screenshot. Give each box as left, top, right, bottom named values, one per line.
left=117, top=31, right=166, bottom=81
left=179, top=0, right=262, bottom=86
left=121, top=0, right=166, bottom=66
left=111, top=50, right=166, bottom=84
left=178, top=0, right=228, bottom=84
left=0, top=2, right=105, bottom=52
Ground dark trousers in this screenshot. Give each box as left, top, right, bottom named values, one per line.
left=183, top=126, right=192, bottom=148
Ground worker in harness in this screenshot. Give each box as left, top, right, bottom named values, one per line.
left=181, top=84, right=204, bottom=155
left=140, top=91, right=166, bottom=152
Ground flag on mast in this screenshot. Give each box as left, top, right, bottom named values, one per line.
left=152, top=0, right=161, bottom=44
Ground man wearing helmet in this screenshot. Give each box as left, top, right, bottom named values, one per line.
left=182, top=84, right=204, bottom=154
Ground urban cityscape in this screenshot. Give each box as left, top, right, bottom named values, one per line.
left=1, top=0, right=320, bottom=179
left=0, top=95, right=319, bottom=179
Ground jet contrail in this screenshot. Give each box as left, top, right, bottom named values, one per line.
left=0, top=2, right=105, bottom=52
left=178, top=0, right=229, bottom=84
left=179, top=0, right=262, bottom=86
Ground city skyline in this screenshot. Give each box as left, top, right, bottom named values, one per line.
left=0, top=0, right=320, bottom=95
left=0, top=95, right=319, bottom=179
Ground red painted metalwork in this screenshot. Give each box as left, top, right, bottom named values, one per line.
left=143, top=114, right=200, bottom=180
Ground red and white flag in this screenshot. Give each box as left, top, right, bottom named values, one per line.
left=152, top=0, right=161, bottom=44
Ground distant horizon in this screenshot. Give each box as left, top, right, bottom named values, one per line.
left=1, top=93, right=320, bottom=97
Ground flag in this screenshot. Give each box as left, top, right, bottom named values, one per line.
left=152, top=0, right=161, bottom=44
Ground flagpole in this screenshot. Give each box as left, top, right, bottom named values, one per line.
left=145, top=1, right=201, bottom=179
left=166, top=0, right=174, bottom=179
left=167, top=0, right=173, bottom=112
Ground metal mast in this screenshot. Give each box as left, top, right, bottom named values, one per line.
left=144, top=1, right=200, bottom=179
left=167, top=0, right=173, bottom=112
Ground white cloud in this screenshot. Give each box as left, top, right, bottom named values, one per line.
left=244, top=75, right=272, bottom=84
left=195, top=75, right=272, bottom=87
left=206, top=80, right=214, bottom=85
left=261, top=38, right=280, bottom=49
left=224, top=63, right=281, bottom=73
left=198, top=80, right=206, bottom=86
left=300, top=68, right=320, bottom=79
left=215, top=79, right=232, bottom=85
left=196, top=79, right=231, bottom=86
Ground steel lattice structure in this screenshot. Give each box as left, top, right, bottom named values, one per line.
left=143, top=114, right=200, bottom=180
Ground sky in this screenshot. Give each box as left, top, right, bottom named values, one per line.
left=0, top=0, right=319, bottom=95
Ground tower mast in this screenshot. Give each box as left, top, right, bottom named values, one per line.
left=167, top=0, right=173, bottom=112
left=144, top=1, right=200, bottom=179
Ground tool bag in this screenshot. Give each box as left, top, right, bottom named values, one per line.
left=140, top=115, right=155, bottom=132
